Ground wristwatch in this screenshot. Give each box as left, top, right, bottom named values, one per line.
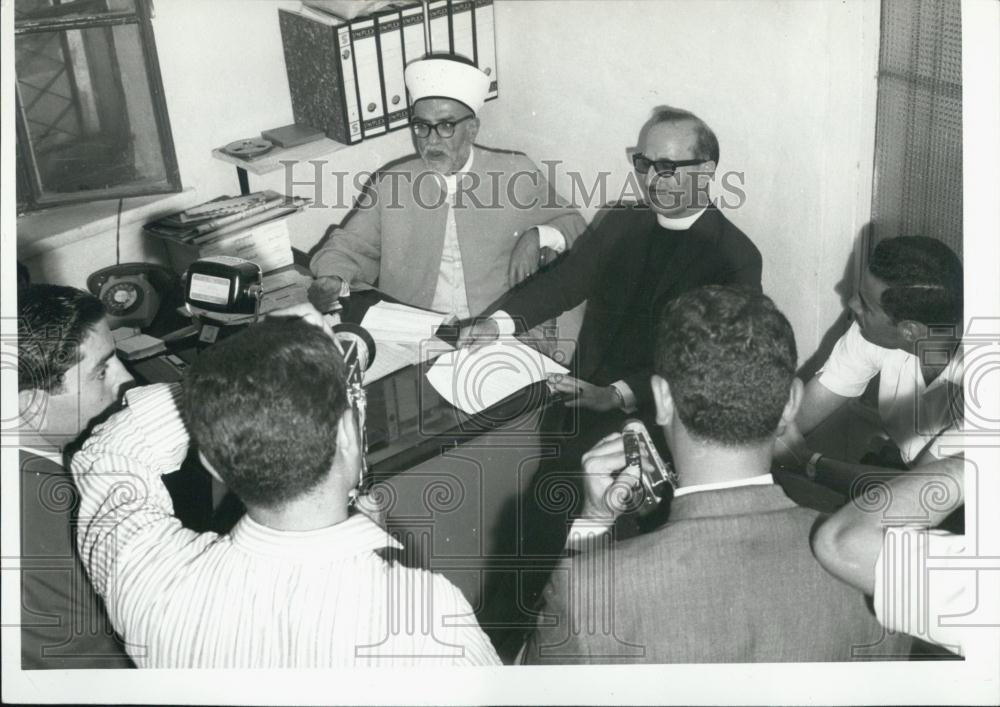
left=610, top=385, right=627, bottom=411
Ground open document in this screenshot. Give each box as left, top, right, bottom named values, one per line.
left=425, top=340, right=569, bottom=415
left=360, top=301, right=450, bottom=384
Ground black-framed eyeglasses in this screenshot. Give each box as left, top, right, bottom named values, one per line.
left=631, top=152, right=708, bottom=177
left=410, top=114, right=475, bottom=139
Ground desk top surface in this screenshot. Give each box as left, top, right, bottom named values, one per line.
left=130, top=287, right=559, bottom=477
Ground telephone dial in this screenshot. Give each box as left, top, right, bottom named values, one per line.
left=87, top=263, right=176, bottom=330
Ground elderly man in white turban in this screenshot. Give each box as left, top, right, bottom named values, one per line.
left=309, top=55, right=585, bottom=327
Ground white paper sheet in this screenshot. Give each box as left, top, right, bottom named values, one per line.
left=355, top=302, right=452, bottom=384
left=424, top=340, right=569, bottom=415
left=360, top=301, right=448, bottom=343
left=362, top=339, right=449, bottom=385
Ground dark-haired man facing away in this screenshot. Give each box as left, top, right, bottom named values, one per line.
left=524, top=286, right=910, bottom=663
left=17, top=284, right=134, bottom=668
left=71, top=312, right=500, bottom=667
left=776, top=236, right=964, bottom=494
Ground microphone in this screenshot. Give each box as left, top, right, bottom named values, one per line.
left=332, top=322, right=377, bottom=376
left=621, top=418, right=678, bottom=513
left=332, top=323, right=377, bottom=507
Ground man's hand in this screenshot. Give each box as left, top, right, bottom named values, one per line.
left=548, top=373, right=621, bottom=412
left=308, top=275, right=345, bottom=313
left=773, top=419, right=812, bottom=472
left=456, top=317, right=500, bottom=351
left=508, top=227, right=541, bottom=286
left=579, top=433, right=642, bottom=520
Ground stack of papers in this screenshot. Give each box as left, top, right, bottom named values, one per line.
left=425, top=340, right=569, bottom=415
left=359, top=302, right=450, bottom=384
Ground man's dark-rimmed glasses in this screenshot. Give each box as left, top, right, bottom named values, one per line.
left=410, top=114, right=475, bottom=139
left=631, top=152, right=708, bottom=177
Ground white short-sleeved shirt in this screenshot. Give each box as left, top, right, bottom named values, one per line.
left=874, top=526, right=999, bottom=657
left=818, top=322, right=963, bottom=465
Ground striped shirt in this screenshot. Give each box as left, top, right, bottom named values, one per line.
left=71, top=383, right=500, bottom=668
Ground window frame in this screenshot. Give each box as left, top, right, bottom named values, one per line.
left=14, top=0, right=181, bottom=214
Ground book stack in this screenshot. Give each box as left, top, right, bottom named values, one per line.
left=144, top=190, right=310, bottom=274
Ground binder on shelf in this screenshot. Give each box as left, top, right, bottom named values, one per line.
left=449, top=0, right=475, bottom=62
left=277, top=8, right=363, bottom=145
left=473, top=0, right=498, bottom=100
left=400, top=2, right=427, bottom=74
left=375, top=11, right=408, bottom=131
left=427, top=0, right=450, bottom=54
left=351, top=16, right=387, bottom=138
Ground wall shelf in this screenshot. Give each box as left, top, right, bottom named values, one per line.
left=212, top=138, right=349, bottom=194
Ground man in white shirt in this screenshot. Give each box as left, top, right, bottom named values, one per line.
left=16, top=283, right=135, bottom=668
left=309, top=55, right=585, bottom=329
left=523, top=286, right=908, bottom=663
left=775, top=236, right=964, bottom=496
left=71, top=310, right=500, bottom=667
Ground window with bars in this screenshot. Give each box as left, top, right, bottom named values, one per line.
left=870, top=0, right=963, bottom=258
left=15, top=0, right=181, bottom=213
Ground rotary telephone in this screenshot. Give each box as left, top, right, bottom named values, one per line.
left=86, top=263, right=176, bottom=330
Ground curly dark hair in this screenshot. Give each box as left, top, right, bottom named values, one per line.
left=868, top=236, right=963, bottom=328
left=18, top=284, right=106, bottom=393
left=654, top=286, right=797, bottom=445
left=184, top=318, right=350, bottom=508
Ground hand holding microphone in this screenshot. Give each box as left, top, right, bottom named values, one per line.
left=579, top=432, right=643, bottom=521
left=579, top=420, right=676, bottom=521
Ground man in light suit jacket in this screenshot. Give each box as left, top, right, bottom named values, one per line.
left=524, top=286, right=911, bottom=663
left=309, top=56, right=585, bottom=323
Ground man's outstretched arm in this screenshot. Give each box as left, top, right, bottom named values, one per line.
left=811, top=455, right=964, bottom=594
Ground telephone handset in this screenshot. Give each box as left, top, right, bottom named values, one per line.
left=87, top=263, right=176, bottom=330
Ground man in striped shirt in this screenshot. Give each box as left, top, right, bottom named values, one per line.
left=72, top=313, right=500, bottom=667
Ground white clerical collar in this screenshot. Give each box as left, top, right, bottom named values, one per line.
left=442, top=148, right=475, bottom=195
left=673, top=473, right=774, bottom=498
left=656, top=206, right=708, bottom=231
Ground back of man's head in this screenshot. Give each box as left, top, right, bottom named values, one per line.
left=18, top=284, right=105, bottom=394
left=654, top=286, right=797, bottom=446
left=869, top=236, right=963, bottom=328
left=184, top=318, right=349, bottom=508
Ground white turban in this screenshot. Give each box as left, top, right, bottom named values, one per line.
left=404, top=58, right=490, bottom=115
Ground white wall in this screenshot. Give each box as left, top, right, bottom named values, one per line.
left=19, top=0, right=879, bottom=361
